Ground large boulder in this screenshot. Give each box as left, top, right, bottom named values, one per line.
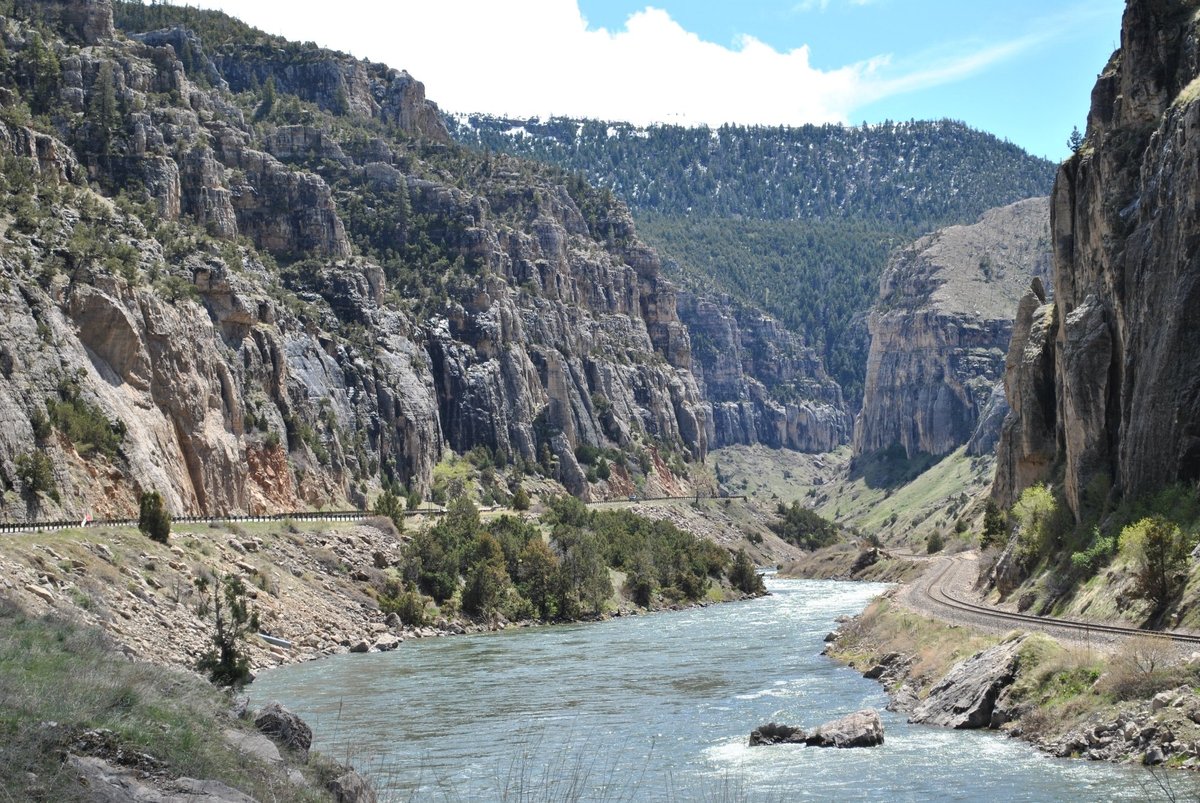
left=804, top=709, right=885, bottom=748
left=909, top=636, right=1025, bottom=729
left=748, top=722, right=807, bottom=746
left=254, top=702, right=313, bottom=762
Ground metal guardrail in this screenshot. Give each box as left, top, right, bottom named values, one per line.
left=0, top=494, right=748, bottom=535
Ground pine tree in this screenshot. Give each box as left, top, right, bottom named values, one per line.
left=87, top=61, right=121, bottom=154
left=254, top=74, right=276, bottom=121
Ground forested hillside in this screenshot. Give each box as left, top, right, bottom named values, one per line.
left=450, top=116, right=1056, bottom=403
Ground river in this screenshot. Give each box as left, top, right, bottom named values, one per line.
left=250, top=577, right=1182, bottom=801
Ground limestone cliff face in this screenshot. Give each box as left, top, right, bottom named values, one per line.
left=0, top=4, right=707, bottom=519
left=854, top=199, right=1051, bottom=460
left=678, top=292, right=851, bottom=452
left=994, top=0, right=1200, bottom=513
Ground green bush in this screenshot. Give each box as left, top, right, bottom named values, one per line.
left=770, top=501, right=840, bottom=550
left=15, top=451, right=57, bottom=502
left=195, top=573, right=259, bottom=688
left=379, top=584, right=429, bottom=627
left=926, top=530, right=945, bottom=554
left=1068, top=527, right=1115, bottom=576
left=1012, top=484, right=1068, bottom=566
left=980, top=499, right=1007, bottom=548
left=729, top=548, right=765, bottom=595
left=511, top=485, right=530, bottom=511
left=406, top=488, right=423, bottom=511
left=372, top=489, right=405, bottom=532
left=138, top=490, right=171, bottom=544
left=46, top=384, right=124, bottom=459
left=1119, top=516, right=1195, bottom=609
left=574, top=443, right=602, bottom=465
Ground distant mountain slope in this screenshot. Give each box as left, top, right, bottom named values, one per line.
left=450, top=116, right=1055, bottom=403
left=449, top=117, right=1054, bottom=226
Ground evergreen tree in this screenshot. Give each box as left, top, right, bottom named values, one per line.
left=138, top=490, right=171, bottom=544
left=87, top=61, right=122, bottom=154
left=254, top=74, right=276, bottom=121
left=195, top=573, right=260, bottom=688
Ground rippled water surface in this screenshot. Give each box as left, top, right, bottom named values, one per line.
left=251, top=578, right=1181, bottom=801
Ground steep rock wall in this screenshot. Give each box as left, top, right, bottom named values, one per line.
left=678, top=292, right=851, bottom=452
left=0, top=5, right=707, bottom=519
left=995, top=0, right=1200, bottom=512
left=854, top=198, right=1051, bottom=460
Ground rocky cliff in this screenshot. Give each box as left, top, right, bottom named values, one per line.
left=678, top=292, right=851, bottom=452
left=0, top=1, right=709, bottom=520
left=994, top=0, right=1200, bottom=513
left=853, top=199, right=1051, bottom=460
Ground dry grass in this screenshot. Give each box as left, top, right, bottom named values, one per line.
left=832, top=597, right=995, bottom=690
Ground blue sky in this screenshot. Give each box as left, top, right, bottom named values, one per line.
left=193, top=0, right=1125, bottom=161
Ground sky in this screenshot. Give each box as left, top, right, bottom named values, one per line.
left=185, top=0, right=1126, bottom=161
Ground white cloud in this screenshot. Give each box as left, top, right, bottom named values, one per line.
left=185, top=0, right=1049, bottom=128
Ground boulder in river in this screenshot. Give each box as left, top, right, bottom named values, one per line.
left=805, top=709, right=885, bottom=748
left=749, top=722, right=807, bottom=746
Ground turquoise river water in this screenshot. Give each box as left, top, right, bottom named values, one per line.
left=250, top=577, right=1190, bottom=801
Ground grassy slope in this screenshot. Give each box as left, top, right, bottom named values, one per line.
left=0, top=601, right=335, bottom=802
left=711, top=444, right=995, bottom=549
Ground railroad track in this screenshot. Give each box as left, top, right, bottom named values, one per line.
left=920, top=554, right=1200, bottom=647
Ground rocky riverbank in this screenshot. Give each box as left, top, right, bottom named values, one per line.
left=830, top=593, right=1200, bottom=769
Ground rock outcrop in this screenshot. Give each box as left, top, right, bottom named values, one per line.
left=995, top=0, right=1200, bottom=513
left=254, top=702, right=313, bottom=763
left=678, top=292, right=852, bottom=452
left=0, top=4, right=709, bottom=520
left=854, top=199, right=1051, bottom=460
left=908, top=636, right=1025, bottom=729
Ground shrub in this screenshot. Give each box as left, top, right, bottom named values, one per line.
left=926, top=530, right=945, bottom=554
left=372, top=489, right=405, bottom=532
left=511, top=485, right=530, bottom=511
left=729, top=548, right=765, bottom=595
left=1097, top=633, right=1188, bottom=701
left=980, top=499, right=1007, bottom=548
left=574, top=443, right=602, bottom=465
left=1013, top=484, right=1067, bottom=566
left=1119, top=516, right=1195, bottom=609
left=406, top=488, right=422, bottom=511
left=770, top=501, right=840, bottom=550
left=15, top=451, right=57, bottom=502
left=138, top=490, right=171, bottom=543
left=46, top=384, right=125, bottom=459
left=461, top=533, right=510, bottom=617
left=379, top=584, right=428, bottom=627
left=1068, top=527, right=1115, bottom=576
